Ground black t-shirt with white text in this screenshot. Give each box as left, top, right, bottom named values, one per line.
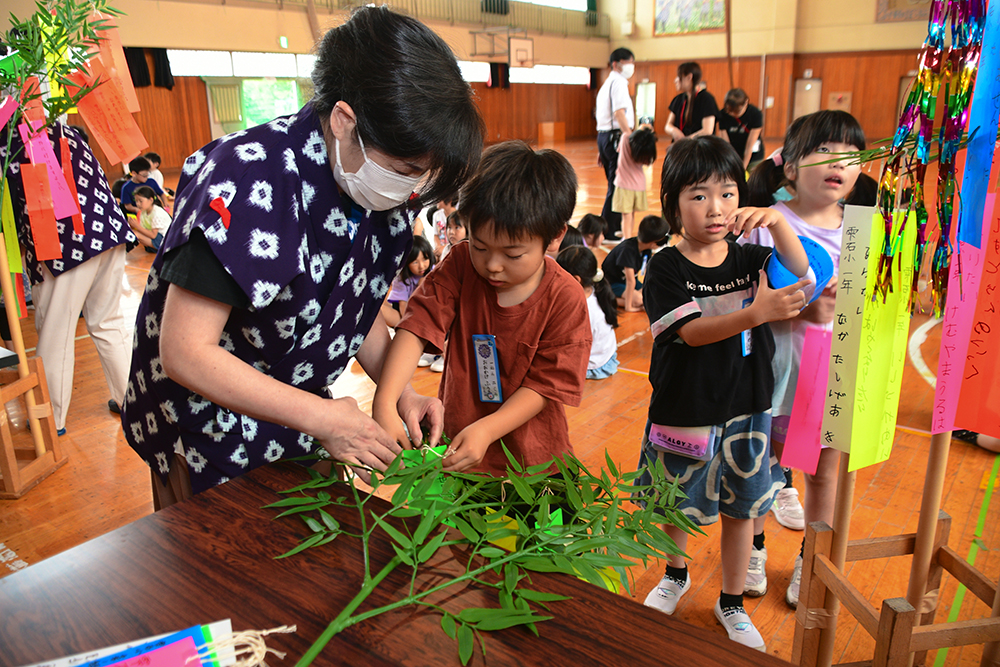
left=643, top=241, right=775, bottom=426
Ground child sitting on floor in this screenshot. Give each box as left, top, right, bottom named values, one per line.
left=557, top=245, right=619, bottom=379
left=373, top=141, right=592, bottom=474
left=602, top=214, right=669, bottom=312
left=129, top=185, right=172, bottom=253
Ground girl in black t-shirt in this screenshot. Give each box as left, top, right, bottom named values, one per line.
left=716, top=88, right=765, bottom=170
left=635, top=136, right=808, bottom=652
left=664, top=62, right=719, bottom=141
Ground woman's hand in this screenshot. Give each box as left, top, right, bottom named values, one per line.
left=442, top=422, right=492, bottom=472
left=319, top=397, right=402, bottom=483
left=397, top=386, right=444, bottom=448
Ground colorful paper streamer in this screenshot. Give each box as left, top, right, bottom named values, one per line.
left=91, top=10, right=140, bottom=114
left=18, top=119, right=81, bottom=221
left=19, top=162, right=62, bottom=261
left=932, top=193, right=994, bottom=433
left=64, top=58, right=146, bottom=165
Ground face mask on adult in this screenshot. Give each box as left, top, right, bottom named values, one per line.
left=333, top=132, right=423, bottom=211
left=620, top=63, right=635, bottom=79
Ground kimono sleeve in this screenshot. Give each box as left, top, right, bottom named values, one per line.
left=521, top=279, right=591, bottom=408
left=164, top=141, right=305, bottom=310
left=644, top=251, right=700, bottom=342
left=397, top=243, right=463, bottom=353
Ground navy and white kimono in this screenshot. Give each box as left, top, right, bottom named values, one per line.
left=121, top=104, right=415, bottom=492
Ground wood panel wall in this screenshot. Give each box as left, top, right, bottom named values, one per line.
left=626, top=50, right=917, bottom=148
left=470, top=81, right=597, bottom=144
left=71, top=51, right=212, bottom=183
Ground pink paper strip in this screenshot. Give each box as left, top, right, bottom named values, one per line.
left=106, top=635, right=202, bottom=667
left=781, top=326, right=832, bottom=475
left=931, top=193, right=995, bottom=433
left=18, top=119, right=81, bottom=221
left=0, top=96, right=16, bottom=127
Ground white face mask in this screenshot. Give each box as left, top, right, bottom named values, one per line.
left=333, top=133, right=423, bottom=211
left=620, top=63, right=635, bottom=79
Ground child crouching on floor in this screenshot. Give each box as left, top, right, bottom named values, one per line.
left=556, top=245, right=619, bottom=379
left=635, top=136, right=809, bottom=652
left=373, top=141, right=592, bottom=473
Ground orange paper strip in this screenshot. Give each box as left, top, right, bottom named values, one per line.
left=60, top=136, right=85, bottom=235
left=13, top=274, right=26, bottom=319
left=20, top=77, right=44, bottom=124
left=20, top=163, right=62, bottom=261
left=91, top=11, right=140, bottom=114
left=955, top=208, right=1000, bottom=439
left=65, top=59, right=147, bottom=164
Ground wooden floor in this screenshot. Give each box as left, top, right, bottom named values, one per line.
left=1, top=139, right=998, bottom=667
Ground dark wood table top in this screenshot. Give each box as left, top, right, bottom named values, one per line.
left=0, top=462, right=789, bottom=667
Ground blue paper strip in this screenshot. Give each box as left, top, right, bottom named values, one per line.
left=957, top=0, right=1000, bottom=248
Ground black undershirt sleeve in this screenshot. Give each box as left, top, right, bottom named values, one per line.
left=160, top=229, right=250, bottom=309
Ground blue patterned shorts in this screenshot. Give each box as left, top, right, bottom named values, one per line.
left=634, top=411, right=785, bottom=524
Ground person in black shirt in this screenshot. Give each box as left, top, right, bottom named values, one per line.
left=665, top=62, right=719, bottom=141
left=716, top=88, right=765, bottom=170
left=601, top=214, right=669, bottom=312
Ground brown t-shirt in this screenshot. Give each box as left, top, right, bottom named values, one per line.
left=398, top=241, right=592, bottom=474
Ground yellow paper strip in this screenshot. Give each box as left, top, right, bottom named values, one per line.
left=848, top=210, right=918, bottom=471
left=1, top=185, right=23, bottom=275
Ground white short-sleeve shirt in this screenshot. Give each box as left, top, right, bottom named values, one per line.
left=595, top=69, right=634, bottom=132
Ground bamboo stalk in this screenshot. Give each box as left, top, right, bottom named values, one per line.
left=816, top=453, right=856, bottom=667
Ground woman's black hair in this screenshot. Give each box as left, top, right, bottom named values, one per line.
left=747, top=109, right=866, bottom=207
left=133, top=185, right=157, bottom=201
left=559, top=225, right=584, bottom=252
left=723, top=88, right=749, bottom=113
left=659, top=135, right=747, bottom=236
left=461, top=141, right=577, bottom=248
left=556, top=246, right=618, bottom=329
left=628, top=127, right=658, bottom=165
left=577, top=213, right=607, bottom=246
left=844, top=172, right=878, bottom=207
left=311, top=5, right=485, bottom=205
left=398, top=235, right=435, bottom=282
left=677, top=61, right=702, bottom=127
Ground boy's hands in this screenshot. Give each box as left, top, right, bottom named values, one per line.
left=371, top=401, right=413, bottom=451
left=799, top=278, right=838, bottom=325
left=752, top=270, right=810, bottom=323
left=443, top=422, right=492, bottom=472
left=726, top=207, right=787, bottom=238
left=397, top=387, right=444, bottom=448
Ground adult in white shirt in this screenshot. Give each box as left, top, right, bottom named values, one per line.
left=595, top=47, right=635, bottom=239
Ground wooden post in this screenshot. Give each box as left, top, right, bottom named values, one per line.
left=907, top=433, right=952, bottom=616
left=982, top=577, right=1000, bottom=667
left=875, top=598, right=917, bottom=667
left=816, top=453, right=856, bottom=667
left=794, top=522, right=835, bottom=666
left=913, top=511, right=951, bottom=666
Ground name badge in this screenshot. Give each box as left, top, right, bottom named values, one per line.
left=648, top=423, right=718, bottom=461
left=472, top=334, right=503, bottom=403
left=741, top=297, right=753, bottom=357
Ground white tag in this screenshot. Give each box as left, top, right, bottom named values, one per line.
left=472, top=334, right=503, bottom=403
left=741, top=297, right=753, bottom=356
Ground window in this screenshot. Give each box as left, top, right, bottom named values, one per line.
left=231, top=52, right=298, bottom=78
left=457, top=60, right=491, bottom=83
left=166, top=50, right=233, bottom=77
left=508, top=65, right=589, bottom=85
left=241, top=79, right=302, bottom=129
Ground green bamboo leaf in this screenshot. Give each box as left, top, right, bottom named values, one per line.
left=579, top=552, right=632, bottom=568
left=391, top=541, right=415, bottom=567
left=316, top=532, right=340, bottom=547
left=273, top=532, right=326, bottom=559
left=475, top=613, right=553, bottom=632
left=563, top=476, right=582, bottom=511
left=581, top=478, right=595, bottom=505
left=457, top=607, right=497, bottom=623
left=514, top=589, right=571, bottom=602
left=501, top=442, right=523, bottom=473
left=264, top=496, right=321, bottom=508
left=417, top=530, right=448, bottom=563
left=272, top=504, right=327, bottom=519
left=515, top=556, right=565, bottom=573
left=302, top=516, right=324, bottom=533
left=458, top=623, right=473, bottom=665
left=604, top=449, right=619, bottom=478
left=373, top=515, right=413, bottom=549
left=317, top=490, right=331, bottom=501
left=390, top=474, right=416, bottom=506
left=391, top=507, right=422, bottom=518
left=468, top=512, right=489, bottom=534
left=318, top=509, right=339, bottom=532
left=498, top=589, right=514, bottom=610
left=524, top=461, right=553, bottom=475
left=450, top=516, right=479, bottom=543
left=564, top=537, right=616, bottom=556
left=507, top=473, right=535, bottom=504
left=478, top=546, right=506, bottom=559
left=441, top=614, right=457, bottom=640
left=503, top=562, right=519, bottom=593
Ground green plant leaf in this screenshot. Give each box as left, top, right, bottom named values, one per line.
left=450, top=516, right=480, bottom=543
left=514, top=589, right=571, bottom=602
left=478, top=546, right=506, bottom=559
left=458, top=623, right=474, bottom=665
left=302, top=516, right=324, bottom=533
left=417, top=530, right=448, bottom=564
left=441, top=614, right=457, bottom=640
left=264, top=496, right=321, bottom=508
left=475, top=613, right=553, bottom=632
left=604, top=449, right=619, bottom=478
left=273, top=532, right=326, bottom=559
left=391, top=541, right=415, bottom=567
left=507, top=473, right=535, bottom=504
left=374, top=515, right=413, bottom=549
left=318, top=509, right=339, bottom=532
left=503, top=562, right=519, bottom=593
left=457, top=607, right=497, bottom=623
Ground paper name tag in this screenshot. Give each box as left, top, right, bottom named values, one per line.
left=648, top=423, right=718, bottom=461
left=472, top=334, right=502, bottom=403
left=741, top=297, right=753, bottom=356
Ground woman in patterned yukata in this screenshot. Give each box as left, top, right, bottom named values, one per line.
left=120, top=6, right=485, bottom=507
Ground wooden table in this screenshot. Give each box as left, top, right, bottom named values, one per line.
left=0, top=462, right=790, bottom=667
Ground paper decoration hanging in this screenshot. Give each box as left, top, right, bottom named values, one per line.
left=19, top=163, right=62, bottom=261
left=1, top=186, right=27, bottom=318
left=780, top=326, right=832, bottom=475
left=821, top=206, right=874, bottom=455
left=20, top=76, right=45, bottom=124
left=932, top=193, right=994, bottom=434
left=59, top=135, right=85, bottom=235
left=955, top=202, right=1000, bottom=439
left=64, top=58, right=147, bottom=164
left=0, top=95, right=16, bottom=127
left=90, top=10, right=140, bottom=114
left=18, top=119, right=81, bottom=221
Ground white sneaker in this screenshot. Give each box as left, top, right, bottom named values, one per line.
left=744, top=546, right=767, bottom=597
left=714, top=600, right=766, bottom=652
left=643, top=572, right=691, bottom=615
left=417, top=353, right=437, bottom=367
left=786, top=554, right=803, bottom=608
left=771, top=487, right=805, bottom=530
left=429, top=355, right=445, bottom=373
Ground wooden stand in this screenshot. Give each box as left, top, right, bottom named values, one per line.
left=0, top=231, right=67, bottom=499
left=793, top=435, right=1000, bottom=667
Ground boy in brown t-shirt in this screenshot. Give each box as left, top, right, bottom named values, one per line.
left=373, top=141, right=591, bottom=474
